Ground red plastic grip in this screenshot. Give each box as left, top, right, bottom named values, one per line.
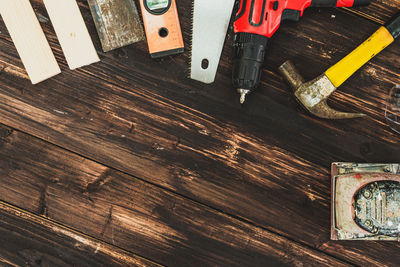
left=336, top=0, right=355, bottom=6
left=234, top=0, right=358, bottom=38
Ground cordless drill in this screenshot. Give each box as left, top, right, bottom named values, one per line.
left=233, top=0, right=371, bottom=104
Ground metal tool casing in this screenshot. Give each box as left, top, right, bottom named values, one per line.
left=332, top=163, right=400, bottom=241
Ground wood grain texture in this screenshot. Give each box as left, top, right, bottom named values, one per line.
left=0, top=201, right=157, bottom=267
left=0, top=125, right=348, bottom=267
left=344, top=0, right=400, bottom=24
left=0, top=0, right=60, bottom=84
left=43, top=0, right=99, bottom=69
left=0, top=0, right=399, bottom=266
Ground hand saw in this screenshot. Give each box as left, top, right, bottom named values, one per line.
left=190, top=0, right=235, bottom=84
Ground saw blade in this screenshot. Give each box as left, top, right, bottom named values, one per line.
left=190, top=0, right=235, bottom=84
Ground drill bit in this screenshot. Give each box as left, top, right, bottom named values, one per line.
left=238, top=88, right=250, bottom=104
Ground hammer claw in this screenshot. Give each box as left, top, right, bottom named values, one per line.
left=310, top=100, right=366, bottom=120
left=279, top=60, right=366, bottom=120
left=278, top=12, right=400, bottom=120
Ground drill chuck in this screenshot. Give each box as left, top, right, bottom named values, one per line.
left=232, top=32, right=268, bottom=102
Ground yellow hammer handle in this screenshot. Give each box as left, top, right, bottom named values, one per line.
left=325, top=26, right=395, bottom=88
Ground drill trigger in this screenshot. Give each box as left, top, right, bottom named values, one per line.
left=281, top=9, right=300, bottom=22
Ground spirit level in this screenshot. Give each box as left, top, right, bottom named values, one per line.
left=139, top=0, right=184, bottom=58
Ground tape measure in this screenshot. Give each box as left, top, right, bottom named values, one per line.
left=139, top=0, right=184, bottom=58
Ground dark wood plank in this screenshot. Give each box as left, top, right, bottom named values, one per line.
left=344, top=0, right=400, bottom=24
left=0, top=125, right=348, bottom=267
left=0, top=201, right=157, bottom=267
left=0, top=1, right=399, bottom=266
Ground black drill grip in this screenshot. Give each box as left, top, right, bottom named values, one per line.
left=232, top=33, right=268, bottom=91
left=310, top=0, right=370, bottom=7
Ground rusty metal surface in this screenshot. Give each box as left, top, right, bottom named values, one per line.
left=87, top=0, right=145, bottom=52
left=354, top=181, right=400, bottom=235
left=331, top=163, right=400, bottom=241
left=279, top=60, right=366, bottom=119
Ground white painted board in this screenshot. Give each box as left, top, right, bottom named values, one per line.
left=43, top=0, right=100, bottom=69
left=0, top=0, right=61, bottom=84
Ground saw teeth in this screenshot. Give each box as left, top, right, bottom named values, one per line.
left=188, top=0, right=195, bottom=78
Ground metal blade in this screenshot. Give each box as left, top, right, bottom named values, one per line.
left=87, top=0, right=144, bottom=52
left=190, top=0, right=235, bottom=84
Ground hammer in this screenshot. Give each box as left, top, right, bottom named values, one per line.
left=279, top=13, right=400, bottom=119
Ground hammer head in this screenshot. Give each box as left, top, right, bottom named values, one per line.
left=278, top=60, right=366, bottom=119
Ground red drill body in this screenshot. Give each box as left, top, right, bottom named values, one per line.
left=232, top=0, right=370, bottom=104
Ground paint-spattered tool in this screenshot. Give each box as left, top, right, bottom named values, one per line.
left=279, top=12, right=400, bottom=119
left=332, top=163, right=400, bottom=241
left=139, top=0, right=184, bottom=58
left=87, top=0, right=145, bottom=52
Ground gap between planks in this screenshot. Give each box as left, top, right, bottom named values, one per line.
left=1, top=2, right=397, bottom=264
left=0, top=122, right=355, bottom=266
left=341, top=7, right=386, bottom=24
left=0, top=200, right=163, bottom=267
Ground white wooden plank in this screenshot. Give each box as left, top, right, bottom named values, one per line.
left=0, top=0, right=61, bottom=84
left=43, top=0, right=100, bottom=70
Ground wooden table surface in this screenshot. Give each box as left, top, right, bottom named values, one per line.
left=1, top=0, right=400, bottom=266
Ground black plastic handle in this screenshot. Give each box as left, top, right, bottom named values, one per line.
left=385, top=12, right=400, bottom=39
left=232, top=33, right=268, bottom=91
